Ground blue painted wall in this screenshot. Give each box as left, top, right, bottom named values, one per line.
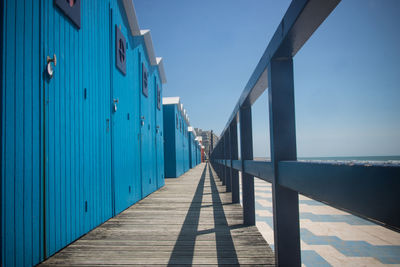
left=1, top=1, right=42, bottom=265
left=196, top=143, right=201, bottom=165
left=163, top=104, right=184, bottom=178
left=163, top=103, right=200, bottom=178
left=42, top=0, right=115, bottom=257
left=199, top=145, right=201, bottom=164
left=153, top=75, right=165, bottom=189
left=183, top=121, right=189, bottom=172
left=138, top=47, right=157, bottom=197
left=190, top=134, right=197, bottom=167
left=163, top=105, right=177, bottom=178
left=1, top=1, right=165, bottom=266
left=177, top=106, right=183, bottom=176
left=111, top=1, right=141, bottom=216
left=188, top=132, right=193, bottom=168
left=196, top=142, right=199, bottom=165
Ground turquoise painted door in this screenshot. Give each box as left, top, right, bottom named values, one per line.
left=42, top=0, right=112, bottom=257
left=154, top=81, right=164, bottom=188
left=139, top=55, right=156, bottom=197
left=110, top=7, right=141, bottom=215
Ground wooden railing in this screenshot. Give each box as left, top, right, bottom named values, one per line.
left=209, top=0, right=400, bottom=266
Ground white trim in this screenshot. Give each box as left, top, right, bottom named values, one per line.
left=156, top=57, right=167, bottom=84
left=122, top=1, right=167, bottom=84
left=140, top=30, right=157, bottom=65
left=163, top=97, right=180, bottom=105
left=122, top=0, right=141, bottom=36
left=163, top=97, right=192, bottom=127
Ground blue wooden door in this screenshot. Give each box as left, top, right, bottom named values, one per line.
left=42, top=0, right=113, bottom=257
left=149, top=73, right=157, bottom=192
left=154, top=81, right=164, bottom=188
left=139, top=55, right=156, bottom=197
left=110, top=7, right=141, bottom=215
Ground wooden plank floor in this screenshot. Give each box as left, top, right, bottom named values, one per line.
left=39, top=163, right=275, bottom=266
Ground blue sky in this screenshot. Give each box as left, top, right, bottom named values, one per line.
left=133, top=0, right=400, bottom=157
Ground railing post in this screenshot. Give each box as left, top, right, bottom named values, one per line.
left=225, top=128, right=232, bottom=192
left=210, top=130, right=214, bottom=159
left=218, top=142, right=223, bottom=182
left=215, top=144, right=219, bottom=177
left=214, top=145, right=217, bottom=170
left=239, top=106, right=255, bottom=225
left=222, top=136, right=226, bottom=185
left=230, top=120, right=239, bottom=203
left=268, top=57, right=301, bottom=266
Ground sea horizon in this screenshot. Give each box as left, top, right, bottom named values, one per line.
left=253, top=155, right=400, bottom=164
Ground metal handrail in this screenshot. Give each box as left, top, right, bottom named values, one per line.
left=209, top=0, right=400, bottom=266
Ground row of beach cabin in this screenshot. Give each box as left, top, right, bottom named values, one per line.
left=163, top=97, right=202, bottom=178
left=0, top=1, right=202, bottom=266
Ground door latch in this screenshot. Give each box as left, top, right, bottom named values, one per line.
left=112, top=98, right=119, bottom=113
left=46, top=54, right=57, bottom=79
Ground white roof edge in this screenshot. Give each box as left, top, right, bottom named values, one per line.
left=162, top=96, right=191, bottom=126
left=156, top=57, right=167, bottom=84
left=188, top=127, right=196, bottom=137
left=123, top=2, right=167, bottom=84
left=140, top=30, right=157, bottom=65
left=162, top=96, right=180, bottom=105
left=122, top=0, right=141, bottom=36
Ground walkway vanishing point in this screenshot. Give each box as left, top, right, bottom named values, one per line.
left=39, top=163, right=275, bottom=266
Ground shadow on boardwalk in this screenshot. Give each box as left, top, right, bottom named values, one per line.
left=168, top=163, right=239, bottom=266
left=38, top=163, right=274, bottom=266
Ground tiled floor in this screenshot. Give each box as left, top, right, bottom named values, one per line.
left=252, top=178, right=400, bottom=266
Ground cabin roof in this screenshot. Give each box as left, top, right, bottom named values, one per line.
left=122, top=0, right=167, bottom=84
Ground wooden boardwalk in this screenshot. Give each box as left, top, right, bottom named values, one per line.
left=40, top=163, right=275, bottom=266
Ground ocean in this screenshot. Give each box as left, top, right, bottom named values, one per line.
left=253, top=155, right=400, bottom=165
